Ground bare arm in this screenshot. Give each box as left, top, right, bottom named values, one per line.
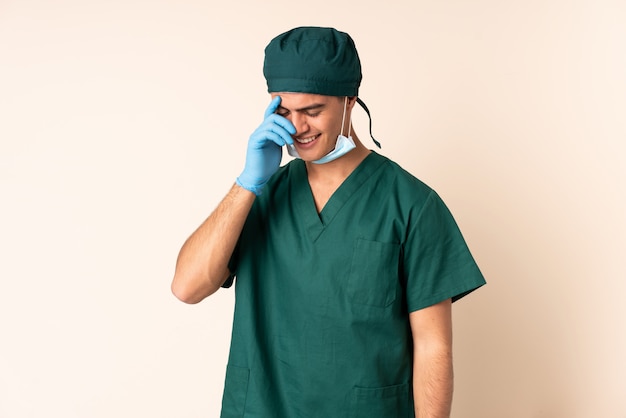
left=410, top=298, right=454, bottom=418
left=171, top=183, right=255, bottom=304
left=171, top=96, right=295, bottom=303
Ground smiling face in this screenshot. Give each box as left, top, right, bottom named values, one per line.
left=271, top=93, right=355, bottom=162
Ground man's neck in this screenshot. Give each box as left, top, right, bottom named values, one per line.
left=305, top=134, right=371, bottom=213
left=305, top=134, right=371, bottom=184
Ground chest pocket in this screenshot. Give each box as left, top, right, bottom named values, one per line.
left=347, top=239, right=400, bottom=308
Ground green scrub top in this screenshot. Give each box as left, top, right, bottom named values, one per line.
left=222, top=152, right=485, bottom=418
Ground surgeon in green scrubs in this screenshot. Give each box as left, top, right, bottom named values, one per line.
left=172, top=26, right=486, bottom=418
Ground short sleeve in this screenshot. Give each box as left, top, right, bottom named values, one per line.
left=404, top=191, right=486, bottom=312
left=222, top=238, right=240, bottom=289
left=221, top=273, right=235, bottom=289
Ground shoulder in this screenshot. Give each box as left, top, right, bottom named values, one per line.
left=270, top=158, right=303, bottom=184
left=369, top=152, right=435, bottom=205
left=254, top=159, right=304, bottom=207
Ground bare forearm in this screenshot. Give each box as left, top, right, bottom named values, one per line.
left=413, top=347, right=454, bottom=418
left=410, top=299, right=454, bottom=418
left=171, top=183, right=255, bottom=303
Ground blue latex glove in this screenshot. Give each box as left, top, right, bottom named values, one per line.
left=236, top=96, right=296, bottom=195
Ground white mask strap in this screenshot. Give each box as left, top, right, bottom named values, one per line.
left=340, top=97, right=351, bottom=138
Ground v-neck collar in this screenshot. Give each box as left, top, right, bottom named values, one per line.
left=291, top=152, right=387, bottom=242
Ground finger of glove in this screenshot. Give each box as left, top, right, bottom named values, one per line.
left=251, top=117, right=294, bottom=146
left=263, top=96, right=282, bottom=119
left=250, top=129, right=291, bottom=149
left=266, top=114, right=296, bottom=138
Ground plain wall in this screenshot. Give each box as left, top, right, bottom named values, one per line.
left=1, top=0, right=624, bottom=417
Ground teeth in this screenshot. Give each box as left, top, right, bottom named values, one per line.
left=295, top=135, right=318, bottom=144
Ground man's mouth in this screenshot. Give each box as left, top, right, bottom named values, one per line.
left=294, top=134, right=320, bottom=144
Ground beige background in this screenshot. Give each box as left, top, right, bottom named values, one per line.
left=1, top=0, right=625, bottom=417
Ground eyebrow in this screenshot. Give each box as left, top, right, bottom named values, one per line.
left=278, top=103, right=326, bottom=113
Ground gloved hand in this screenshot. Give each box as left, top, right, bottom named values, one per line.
left=236, top=96, right=296, bottom=195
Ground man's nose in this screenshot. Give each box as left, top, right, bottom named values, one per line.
left=289, top=113, right=309, bottom=135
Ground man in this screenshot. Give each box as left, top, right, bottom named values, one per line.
left=172, top=26, right=485, bottom=418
